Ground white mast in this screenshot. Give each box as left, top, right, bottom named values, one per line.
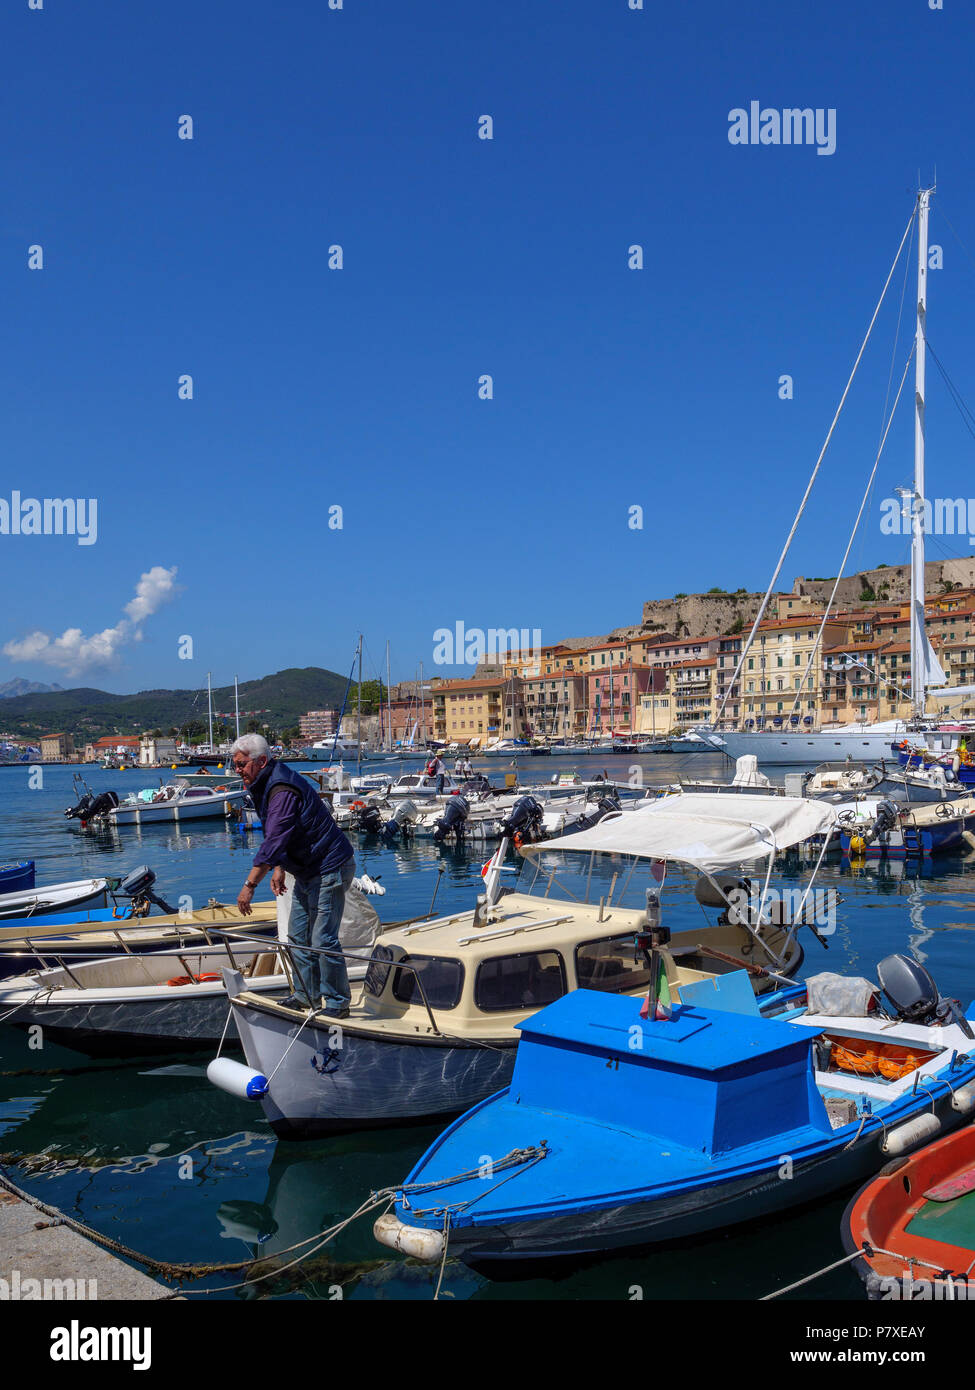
left=909, top=187, right=932, bottom=719
left=234, top=673, right=240, bottom=740
left=386, top=640, right=393, bottom=752
left=419, top=661, right=426, bottom=747
left=356, top=633, right=363, bottom=770
left=207, top=672, right=214, bottom=752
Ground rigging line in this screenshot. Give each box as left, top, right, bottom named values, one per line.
left=787, top=344, right=916, bottom=720
left=936, top=200, right=975, bottom=284
left=716, top=202, right=918, bottom=722
left=925, top=340, right=975, bottom=444
left=854, top=217, right=916, bottom=580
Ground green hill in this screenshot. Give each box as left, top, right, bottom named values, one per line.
left=0, top=667, right=352, bottom=742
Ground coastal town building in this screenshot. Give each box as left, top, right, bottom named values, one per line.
left=298, top=709, right=339, bottom=741
left=40, top=733, right=75, bottom=762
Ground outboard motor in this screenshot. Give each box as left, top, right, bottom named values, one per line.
left=498, top=795, right=545, bottom=845
left=877, top=953, right=975, bottom=1038
left=64, top=790, right=97, bottom=820
left=433, top=794, right=470, bottom=843
left=383, top=799, right=418, bottom=842
left=864, top=798, right=899, bottom=846
left=86, top=789, right=121, bottom=821
left=114, top=865, right=177, bottom=917
left=354, top=802, right=386, bottom=836
left=571, top=792, right=621, bottom=835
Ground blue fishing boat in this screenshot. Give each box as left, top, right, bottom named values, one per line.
left=839, top=793, right=975, bottom=857
left=0, top=861, right=34, bottom=894
left=376, top=956, right=975, bottom=1265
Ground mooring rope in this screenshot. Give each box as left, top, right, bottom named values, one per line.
left=762, top=1242, right=954, bottom=1299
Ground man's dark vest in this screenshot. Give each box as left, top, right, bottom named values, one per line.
left=248, top=759, right=353, bottom=877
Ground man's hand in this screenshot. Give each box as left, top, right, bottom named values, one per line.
left=270, top=866, right=287, bottom=897
left=237, top=883, right=255, bottom=916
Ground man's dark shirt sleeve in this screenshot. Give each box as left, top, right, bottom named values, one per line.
left=254, top=786, right=300, bottom=868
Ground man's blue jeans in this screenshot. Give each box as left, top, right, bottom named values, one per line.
left=289, top=857, right=355, bottom=1009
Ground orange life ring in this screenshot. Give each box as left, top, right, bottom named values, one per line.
left=214, top=784, right=227, bottom=792
left=166, top=972, right=222, bottom=987
left=350, top=799, right=366, bottom=809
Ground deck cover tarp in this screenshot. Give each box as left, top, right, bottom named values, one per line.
left=523, top=793, right=838, bottom=872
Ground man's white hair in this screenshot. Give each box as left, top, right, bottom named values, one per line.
left=232, top=733, right=270, bottom=761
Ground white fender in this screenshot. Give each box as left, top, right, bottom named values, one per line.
left=951, top=1084, right=975, bottom=1114
left=373, top=1213, right=444, bottom=1262
left=207, top=1056, right=268, bottom=1100
left=882, top=1111, right=941, bottom=1155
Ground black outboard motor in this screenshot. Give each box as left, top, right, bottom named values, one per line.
left=865, top=798, right=899, bottom=846
left=498, top=795, right=545, bottom=844
left=434, top=794, right=470, bottom=843
left=86, top=790, right=121, bottom=821
left=877, top=953, right=975, bottom=1038
left=570, top=792, right=621, bottom=835
left=354, top=803, right=386, bottom=836
left=64, top=790, right=97, bottom=820
left=114, top=865, right=177, bottom=916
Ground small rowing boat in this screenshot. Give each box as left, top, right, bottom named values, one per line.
left=843, top=1124, right=975, bottom=1298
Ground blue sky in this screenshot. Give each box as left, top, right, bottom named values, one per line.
left=3, top=0, right=975, bottom=695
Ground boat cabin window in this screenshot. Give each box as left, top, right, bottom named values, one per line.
left=364, top=944, right=394, bottom=997
left=575, top=934, right=652, bottom=994
left=391, top=954, right=464, bottom=1010
left=474, top=951, right=566, bottom=1013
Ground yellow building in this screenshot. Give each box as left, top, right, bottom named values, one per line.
left=740, top=616, right=847, bottom=726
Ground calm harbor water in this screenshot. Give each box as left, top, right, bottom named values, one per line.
left=1, top=756, right=974, bottom=1301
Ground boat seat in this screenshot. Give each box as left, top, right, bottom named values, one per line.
left=249, top=951, right=281, bottom=979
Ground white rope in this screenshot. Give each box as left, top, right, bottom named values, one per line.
left=716, top=204, right=918, bottom=724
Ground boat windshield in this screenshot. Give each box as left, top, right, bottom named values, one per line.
left=514, top=846, right=772, bottom=914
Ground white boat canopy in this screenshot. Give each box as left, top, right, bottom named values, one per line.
left=522, top=793, right=839, bottom=872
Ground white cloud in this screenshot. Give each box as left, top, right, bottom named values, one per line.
left=3, top=566, right=179, bottom=678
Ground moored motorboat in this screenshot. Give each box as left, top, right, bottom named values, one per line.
left=0, top=879, right=380, bottom=1056
left=377, top=954, right=975, bottom=1265
left=212, top=793, right=838, bottom=1138
left=0, top=897, right=278, bottom=980
left=0, top=861, right=34, bottom=894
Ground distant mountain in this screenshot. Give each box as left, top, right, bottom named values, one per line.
left=0, top=667, right=349, bottom=741
left=0, top=679, right=62, bottom=699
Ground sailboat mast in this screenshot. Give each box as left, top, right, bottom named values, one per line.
left=419, top=662, right=425, bottom=749
left=234, top=674, right=240, bottom=740
left=357, top=633, right=363, bottom=770
left=207, top=672, right=214, bottom=752
left=386, top=640, right=392, bottom=752
left=910, top=188, right=932, bottom=718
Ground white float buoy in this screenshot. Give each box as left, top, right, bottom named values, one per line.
left=373, top=1213, right=444, bottom=1262
left=951, top=1084, right=975, bottom=1114
left=882, top=1111, right=941, bottom=1155
left=207, top=1056, right=268, bottom=1099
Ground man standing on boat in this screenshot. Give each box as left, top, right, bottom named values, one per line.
left=233, top=734, right=355, bottom=1017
